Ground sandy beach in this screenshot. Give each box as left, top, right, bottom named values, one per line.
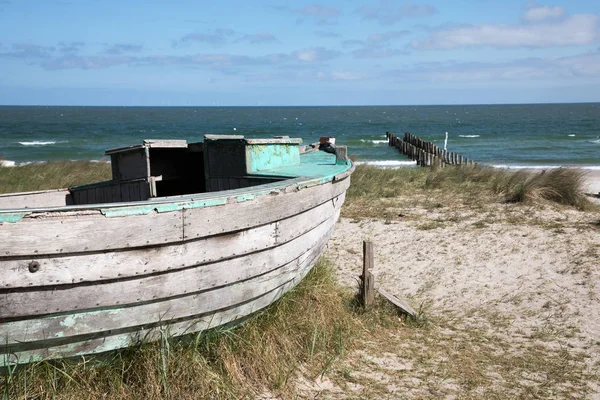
left=299, top=169, right=600, bottom=398
left=583, top=169, right=600, bottom=196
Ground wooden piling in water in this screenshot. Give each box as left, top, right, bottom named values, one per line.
left=385, top=131, right=475, bottom=168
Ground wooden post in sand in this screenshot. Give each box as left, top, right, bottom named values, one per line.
left=362, top=241, right=375, bottom=308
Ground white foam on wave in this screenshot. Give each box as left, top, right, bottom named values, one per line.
left=459, top=135, right=480, bottom=138
left=0, top=159, right=110, bottom=167
left=0, top=160, right=16, bottom=167
left=568, top=134, right=576, bottom=137
left=355, top=160, right=416, bottom=168
left=491, top=164, right=600, bottom=171
left=491, top=164, right=558, bottom=170
left=590, top=139, right=600, bottom=144
left=359, top=139, right=388, bottom=144
left=18, top=141, right=56, bottom=146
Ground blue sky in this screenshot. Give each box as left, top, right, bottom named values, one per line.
left=1, top=0, right=599, bottom=105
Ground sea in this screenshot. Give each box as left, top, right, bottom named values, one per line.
left=1, top=104, right=599, bottom=169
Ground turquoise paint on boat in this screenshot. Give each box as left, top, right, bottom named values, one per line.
left=236, top=194, right=255, bottom=202
left=181, top=198, right=227, bottom=210
left=246, top=143, right=301, bottom=173
left=101, top=197, right=229, bottom=217
left=101, top=205, right=157, bottom=217
left=0, top=213, right=29, bottom=223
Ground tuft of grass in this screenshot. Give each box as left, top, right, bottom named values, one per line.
left=343, top=165, right=593, bottom=220
left=499, top=168, right=590, bottom=208
left=0, top=160, right=111, bottom=194
left=1, top=258, right=382, bottom=399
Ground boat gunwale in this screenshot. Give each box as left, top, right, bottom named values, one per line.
left=0, top=163, right=354, bottom=216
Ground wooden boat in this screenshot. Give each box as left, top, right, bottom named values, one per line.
left=0, top=135, right=353, bottom=366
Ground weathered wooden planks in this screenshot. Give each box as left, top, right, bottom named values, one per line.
left=0, top=189, right=71, bottom=209
left=0, top=210, right=183, bottom=256
left=0, top=138, right=354, bottom=366
left=2, top=253, right=316, bottom=365
left=0, top=208, right=341, bottom=318
left=182, top=177, right=348, bottom=239
left=376, top=288, right=416, bottom=318
left=1, top=192, right=344, bottom=288
left=1, top=227, right=329, bottom=353
left=71, top=179, right=151, bottom=205
left=0, top=177, right=349, bottom=257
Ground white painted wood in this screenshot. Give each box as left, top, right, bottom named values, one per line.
left=5, top=240, right=318, bottom=365
left=183, top=177, right=349, bottom=239
left=1, top=231, right=328, bottom=346
left=0, top=189, right=70, bottom=209
left=0, top=209, right=183, bottom=256
left=0, top=164, right=352, bottom=366
left=0, top=177, right=348, bottom=256
left=144, top=139, right=188, bottom=148
left=0, top=210, right=340, bottom=317
left=1, top=194, right=343, bottom=288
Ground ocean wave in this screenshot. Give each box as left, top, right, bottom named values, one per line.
left=18, top=141, right=57, bottom=146
left=0, top=159, right=109, bottom=167
left=355, top=160, right=416, bottom=168
left=458, top=135, right=480, bottom=138
left=491, top=164, right=559, bottom=170
left=359, top=139, right=388, bottom=144
left=590, top=139, right=600, bottom=144
left=491, top=164, right=600, bottom=171
left=568, top=134, right=576, bottom=137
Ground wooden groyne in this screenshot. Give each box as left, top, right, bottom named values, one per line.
left=386, top=131, right=476, bottom=167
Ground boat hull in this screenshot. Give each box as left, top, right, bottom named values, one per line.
left=0, top=174, right=350, bottom=366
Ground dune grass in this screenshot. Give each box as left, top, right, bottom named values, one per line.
left=0, top=161, right=111, bottom=194
left=1, top=161, right=597, bottom=398
left=1, top=258, right=400, bottom=399
left=344, top=165, right=593, bottom=219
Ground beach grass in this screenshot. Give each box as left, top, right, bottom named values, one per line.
left=344, top=165, right=594, bottom=220
left=1, top=258, right=393, bottom=399
left=0, top=161, right=111, bottom=194
left=1, top=161, right=598, bottom=398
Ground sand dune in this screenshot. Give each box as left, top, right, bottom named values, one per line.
left=305, top=171, right=600, bottom=398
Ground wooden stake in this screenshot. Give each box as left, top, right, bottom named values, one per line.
left=362, top=241, right=375, bottom=308
left=376, top=288, right=416, bottom=318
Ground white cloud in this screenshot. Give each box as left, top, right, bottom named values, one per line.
left=314, top=30, right=341, bottom=38
left=356, top=0, right=437, bottom=25
left=276, top=4, right=341, bottom=25
left=316, top=70, right=369, bottom=81
left=556, top=51, right=600, bottom=77
left=384, top=51, right=600, bottom=83
left=105, top=43, right=143, bottom=55
left=352, top=47, right=407, bottom=58
left=411, top=14, right=600, bottom=49
left=367, top=30, right=410, bottom=43
left=174, top=29, right=236, bottom=47
left=330, top=71, right=366, bottom=80
left=292, top=47, right=339, bottom=62
left=238, top=33, right=278, bottom=44
left=343, top=30, right=410, bottom=58
left=1, top=43, right=55, bottom=58
left=41, top=55, right=134, bottom=70
left=296, top=4, right=340, bottom=19
left=523, top=5, right=565, bottom=22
